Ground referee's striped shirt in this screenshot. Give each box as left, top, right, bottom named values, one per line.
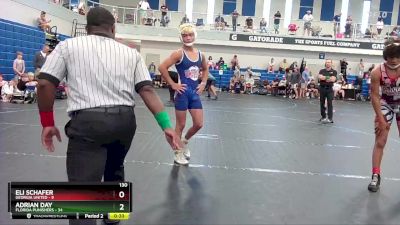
left=38, top=34, right=152, bottom=112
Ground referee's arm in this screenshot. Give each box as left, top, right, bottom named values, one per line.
left=134, top=53, right=182, bottom=150
left=36, top=42, right=67, bottom=151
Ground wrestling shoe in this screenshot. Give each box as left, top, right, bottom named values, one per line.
left=174, top=149, right=189, bottom=166
left=368, top=174, right=381, bottom=192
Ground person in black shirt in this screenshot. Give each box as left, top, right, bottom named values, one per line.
left=160, top=3, right=169, bottom=27
left=318, top=59, right=337, bottom=123
left=231, top=9, right=240, bottom=32
left=217, top=57, right=225, bottom=69
left=245, top=17, right=253, bottom=32
left=273, top=11, right=281, bottom=34
left=340, top=58, right=348, bottom=82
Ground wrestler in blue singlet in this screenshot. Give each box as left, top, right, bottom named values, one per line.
left=174, top=49, right=203, bottom=111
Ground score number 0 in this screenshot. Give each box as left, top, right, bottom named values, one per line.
left=118, top=183, right=128, bottom=211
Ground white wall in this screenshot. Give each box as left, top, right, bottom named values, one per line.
left=100, top=0, right=139, bottom=8
left=334, top=0, right=342, bottom=15
left=270, top=0, right=285, bottom=26
left=1, top=0, right=85, bottom=35
left=313, top=0, right=321, bottom=20
left=292, top=0, right=301, bottom=21
left=255, top=0, right=264, bottom=18
left=348, top=0, right=364, bottom=24
left=370, top=0, right=381, bottom=24
left=393, top=0, right=400, bottom=25
left=214, top=0, right=223, bottom=15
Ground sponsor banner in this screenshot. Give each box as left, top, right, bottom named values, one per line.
left=229, top=34, right=385, bottom=50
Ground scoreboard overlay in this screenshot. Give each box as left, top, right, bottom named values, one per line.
left=8, top=182, right=132, bottom=220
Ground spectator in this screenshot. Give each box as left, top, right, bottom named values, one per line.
left=0, top=74, right=6, bottom=100
left=333, top=81, right=345, bottom=99
left=216, top=57, right=225, bottom=69
left=1, top=80, right=16, bottom=102
left=300, top=67, right=310, bottom=98
left=148, top=61, right=156, bottom=80
left=290, top=68, right=301, bottom=99
left=245, top=73, right=255, bottom=94
left=37, top=11, right=51, bottom=33
left=24, top=72, right=38, bottom=103
left=204, top=73, right=218, bottom=100
left=268, top=58, right=275, bottom=72
left=278, top=76, right=288, bottom=97
left=358, top=59, right=365, bottom=78
left=289, top=61, right=298, bottom=70
left=340, top=58, right=348, bottom=82
left=307, top=78, right=319, bottom=98
left=138, top=0, right=151, bottom=25
left=233, top=65, right=241, bottom=77
left=13, top=52, right=25, bottom=80
left=376, top=17, right=384, bottom=36
left=181, top=14, right=190, bottom=25
left=367, top=64, right=375, bottom=79
left=233, top=75, right=244, bottom=94
left=34, top=45, right=50, bottom=76
left=230, top=55, right=239, bottom=70
left=260, top=18, right=267, bottom=33
left=245, top=66, right=253, bottom=79
left=231, top=9, right=240, bottom=32
left=262, top=80, right=272, bottom=94
left=345, top=15, right=353, bottom=38
left=271, top=75, right=280, bottom=96
left=273, top=11, right=281, bottom=34
left=215, top=14, right=225, bottom=30
left=279, top=59, right=288, bottom=72
left=333, top=12, right=341, bottom=37
left=207, top=56, right=214, bottom=70
left=244, top=17, right=253, bottom=32
left=303, top=10, right=313, bottom=36
left=229, top=75, right=237, bottom=92
left=160, top=3, right=169, bottom=27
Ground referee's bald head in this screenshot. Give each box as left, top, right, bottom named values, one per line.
left=86, top=7, right=116, bottom=38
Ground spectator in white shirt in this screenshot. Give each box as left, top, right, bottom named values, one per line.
left=303, top=10, right=313, bottom=36
left=138, top=0, right=151, bottom=25
left=13, top=51, right=25, bottom=80
left=376, top=17, right=384, bottom=36
left=245, top=73, right=255, bottom=94
left=268, top=58, right=275, bottom=72
left=1, top=80, right=16, bottom=102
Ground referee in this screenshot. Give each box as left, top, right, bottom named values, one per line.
left=318, top=59, right=337, bottom=123
left=37, top=7, right=181, bottom=225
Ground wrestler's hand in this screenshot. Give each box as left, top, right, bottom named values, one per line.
left=171, top=83, right=187, bottom=94
left=375, top=117, right=389, bottom=135
left=196, top=82, right=206, bottom=94
left=41, top=126, right=62, bottom=152
left=164, top=128, right=183, bottom=150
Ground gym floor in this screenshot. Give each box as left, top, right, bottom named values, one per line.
left=1, top=89, right=400, bottom=225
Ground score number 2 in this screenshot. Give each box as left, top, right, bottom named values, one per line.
left=118, top=182, right=128, bottom=211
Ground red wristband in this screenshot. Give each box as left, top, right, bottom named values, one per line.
left=39, top=111, right=55, bottom=127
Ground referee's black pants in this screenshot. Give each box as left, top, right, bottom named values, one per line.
left=65, top=106, right=136, bottom=225
left=320, top=86, right=334, bottom=120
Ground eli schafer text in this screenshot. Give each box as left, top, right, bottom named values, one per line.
left=15, top=189, right=54, bottom=200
